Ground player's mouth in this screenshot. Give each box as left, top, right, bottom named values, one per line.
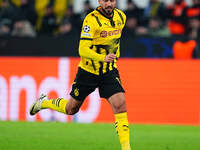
left=101, top=6, right=114, bottom=16
left=105, top=6, right=113, bottom=12
left=105, top=6, right=113, bottom=15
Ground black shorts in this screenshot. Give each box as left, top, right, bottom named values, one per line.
left=70, top=67, right=125, bottom=101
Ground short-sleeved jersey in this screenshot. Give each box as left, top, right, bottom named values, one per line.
left=78, top=6, right=126, bottom=75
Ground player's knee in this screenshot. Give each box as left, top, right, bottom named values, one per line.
left=113, top=100, right=126, bottom=113
left=66, top=107, right=79, bottom=115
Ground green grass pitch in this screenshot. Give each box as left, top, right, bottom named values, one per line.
left=0, top=121, right=200, bottom=150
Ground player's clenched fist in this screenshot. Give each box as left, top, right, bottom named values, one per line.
left=104, top=53, right=116, bottom=62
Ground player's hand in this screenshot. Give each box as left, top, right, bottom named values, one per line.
left=104, top=53, right=116, bottom=62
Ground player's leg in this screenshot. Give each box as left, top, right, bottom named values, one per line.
left=41, top=95, right=84, bottom=115
left=107, top=92, right=126, bottom=114
left=107, top=92, right=131, bottom=150
left=30, top=67, right=97, bottom=116
left=29, top=95, right=83, bottom=116
left=65, top=97, right=83, bottom=115
left=99, top=69, right=131, bottom=150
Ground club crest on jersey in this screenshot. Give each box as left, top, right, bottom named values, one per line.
left=83, top=25, right=90, bottom=33
left=117, top=20, right=122, bottom=26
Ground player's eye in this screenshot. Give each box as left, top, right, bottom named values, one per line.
left=105, top=0, right=114, bottom=2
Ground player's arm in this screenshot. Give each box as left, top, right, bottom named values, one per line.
left=120, top=9, right=127, bottom=28
left=79, top=16, right=108, bottom=62
left=116, top=46, right=120, bottom=58
left=116, top=10, right=126, bottom=59
left=79, top=40, right=106, bottom=62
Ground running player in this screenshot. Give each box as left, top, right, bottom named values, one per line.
left=30, top=0, right=131, bottom=150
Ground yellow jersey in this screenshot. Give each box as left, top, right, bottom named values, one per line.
left=78, top=6, right=126, bottom=75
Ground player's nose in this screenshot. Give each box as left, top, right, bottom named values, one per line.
left=106, top=1, right=112, bottom=6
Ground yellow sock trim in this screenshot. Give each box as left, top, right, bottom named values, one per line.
left=41, top=98, right=68, bottom=114
left=115, top=112, right=131, bottom=150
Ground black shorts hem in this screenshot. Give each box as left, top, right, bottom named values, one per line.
left=101, top=90, right=125, bottom=99
left=70, top=93, right=84, bottom=102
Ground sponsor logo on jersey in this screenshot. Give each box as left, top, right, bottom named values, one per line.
left=100, top=29, right=122, bottom=38
left=100, top=31, right=107, bottom=37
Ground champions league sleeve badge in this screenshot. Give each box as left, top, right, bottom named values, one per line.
left=83, top=25, right=90, bottom=33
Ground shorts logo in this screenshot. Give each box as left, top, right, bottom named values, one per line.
left=74, top=88, right=79, bottom=96
left=83, top=25, right=90, bottom=33
left=116, top=77, right=121, bottom=84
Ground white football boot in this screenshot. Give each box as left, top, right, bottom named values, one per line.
left=29, top=94, right=48, bottom=116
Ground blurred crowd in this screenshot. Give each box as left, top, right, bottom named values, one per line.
left=0, top=0, right=199, bottom=39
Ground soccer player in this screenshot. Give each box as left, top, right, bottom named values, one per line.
left=29, top=0, right=131, bottom=150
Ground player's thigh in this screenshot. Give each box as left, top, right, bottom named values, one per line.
left=70, top=67, right=98, bottom=101
left=107, top=92, right=127, bottom=114
left=69, top=84, right=96, bottom=114
left=99, top=68, right=125, bottom=99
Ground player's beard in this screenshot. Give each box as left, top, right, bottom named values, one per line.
left=102, top=6, right=114, bottom=16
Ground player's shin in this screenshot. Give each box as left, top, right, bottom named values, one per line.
left=115, top=112, right=131, bottom=150
left=41, top=98, right=68, bottom=114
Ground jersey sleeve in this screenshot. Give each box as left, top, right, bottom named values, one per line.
left=80, top=15, right=95, bottom=39
left=116, top=45, right=120, bottom=58
left=120, top=10, right=127, bottom=28
left=79, top=15, right=106, bottom=62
